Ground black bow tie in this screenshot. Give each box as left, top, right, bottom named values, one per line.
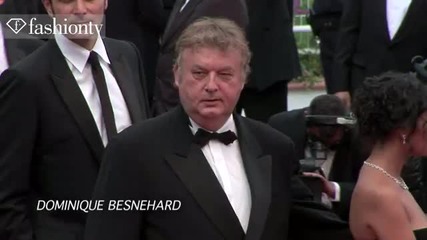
left=193, top=129, right=237, bottom=147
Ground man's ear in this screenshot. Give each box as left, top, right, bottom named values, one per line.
left=173, top=64, right=180, bottom=88
left=104, top=0, right=108, bottom=10
left=42, top=0, right=54, bottom=16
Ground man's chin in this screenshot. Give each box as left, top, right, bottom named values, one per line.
left=199, top=109, right=223, bottom=118
left=64, top=32, right=98, bottom=40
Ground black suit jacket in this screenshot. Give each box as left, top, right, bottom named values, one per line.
left=0, top=0, right=36, bottom=14
left=331, top=0, right=427, bottom=94
left=162, top=0, right=177, bottom=17
left=244, top=0, right=301, bottom=90
left=105, top=0, right=167, bottom=105
left=2, top=26, right=45, bottom=67
left=0, top=38, right=150, bottom=240
left=268, top=109, right=367, bottom=220
left=153, top=0, right=249, bottom=115
left=4, top=37, right=44, bottom=66
left=312, top=0, right=343, bottom=15
left=84, top=107, right=352, bottom=240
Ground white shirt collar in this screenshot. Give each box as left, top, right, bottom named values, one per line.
left=189, top=115, right=237, bottom=136
left=54, top=33, right=110, bottom=73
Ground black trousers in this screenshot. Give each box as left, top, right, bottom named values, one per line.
left=236, top=81, right=288, bottom=123
left=318, top=30, right=339, bottom=94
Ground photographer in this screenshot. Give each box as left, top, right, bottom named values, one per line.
left=268, top=94, right=424, bottom=219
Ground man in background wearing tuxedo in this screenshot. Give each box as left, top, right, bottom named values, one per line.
left=332, top=0, right=427, bottom=108
left=105, top=0, right=168, bottom=107
left=236, top=0, right=301, bottom=122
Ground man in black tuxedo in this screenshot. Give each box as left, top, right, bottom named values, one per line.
left=332, top=0, right=427, bottom=108
left=0, top=0, right=150, bottom=239
left=85, top=17, right=352, bottom=240
left=153, top=0, right=248, bottom=116
left=269, top=94, right=425, bottom=220
left=105, top=0, right=167, bottom=107
left=308, top=0, right=343, bottom=94
left=236, top=0, right=301, bottom=122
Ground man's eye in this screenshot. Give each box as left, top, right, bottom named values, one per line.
left=192, top=71, right=206, bottom=78
left=219, top=73, right=233, bottom=80
left=58, top=0, right=74, bottom=3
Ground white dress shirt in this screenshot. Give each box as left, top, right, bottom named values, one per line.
left=387, top=0, right=412, bottom=39
left=55, top=33, right=132, bottom=146
left=0, top=24, right=9, bottom=75
left=189, top=116, right=251, bottom=232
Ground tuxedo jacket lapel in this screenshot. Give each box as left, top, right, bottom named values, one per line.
left=48, top=40, right=104, bottom=164
left=234, top=115, right=272, bottom=240
left=104, top=40, right=145, bottom=123
left=162, top=0, right=202, bottom=46
left=377, top=0, right=392, bottom=44
left=390, top=0, right=423, bottom=45
left=164, top=108, right=245, bottom=240
left=161, top=0, right=184, bottom=43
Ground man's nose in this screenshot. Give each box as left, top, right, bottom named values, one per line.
left=205, top=73, right=219, bottom=92
left=73, top=0, right=88, bottom=15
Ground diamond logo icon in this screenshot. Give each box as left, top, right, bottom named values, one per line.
left=6, top=18, right=27, bottom=34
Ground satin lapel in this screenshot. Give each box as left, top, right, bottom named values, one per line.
left=48, top=40, right=104, bottom=164
left=234, top=115, right=272, bottom=240
left=4, top=39, right=26, bottom=66
left=162, top=0, right=202, bottom=46
left=161, top=0, right=184, bottom=44
left=164, top=108, right=245, bottom=240
left=104, top=40, right=145, bottom=123
left=391, top=0, right=422, bottom=45
left=378, top=0, right=392, bottom=43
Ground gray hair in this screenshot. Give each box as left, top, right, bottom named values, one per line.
left=174, top=17, right=251, bottom=79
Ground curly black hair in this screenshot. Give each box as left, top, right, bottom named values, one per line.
left=352, top=72, right=427, bottom=143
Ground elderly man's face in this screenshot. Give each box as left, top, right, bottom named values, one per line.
left=174, top=46, right=245, bottom=129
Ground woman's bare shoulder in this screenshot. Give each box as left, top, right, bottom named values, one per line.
left=353, top=180, right=400, bottom=208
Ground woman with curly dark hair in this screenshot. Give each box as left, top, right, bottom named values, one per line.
left=350, top=72, right=427, bottom=240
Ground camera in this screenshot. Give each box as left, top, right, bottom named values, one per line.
left=300, top=140, right=328, bottom=172
left=299, top=114, right=357, bottom=173
left=412, top=56, right=427, bottom=83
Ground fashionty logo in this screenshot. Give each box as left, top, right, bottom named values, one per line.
left=4, top=16, right=104, bottom=38
left=6, top=18, right=27, bottom=34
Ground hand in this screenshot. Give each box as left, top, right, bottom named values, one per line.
left=334, top=91, right=351, bottom=110
left=302, top=171, right=336, bottom=199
